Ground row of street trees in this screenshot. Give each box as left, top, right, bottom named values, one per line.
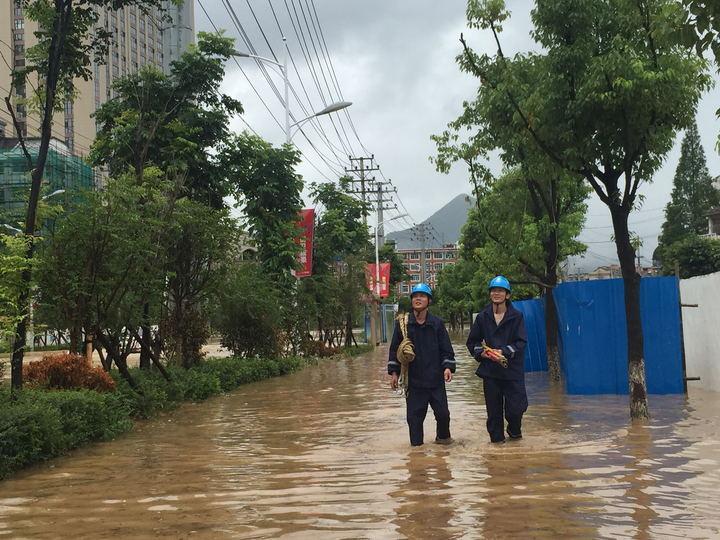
left=1, top=21, right=396, bottom=392
left=434, top=0, right=714, bottom=419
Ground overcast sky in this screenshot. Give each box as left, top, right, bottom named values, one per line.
left=198, top=0, right=720, bottom=271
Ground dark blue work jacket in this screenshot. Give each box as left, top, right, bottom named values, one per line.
left=388, top=312, right=455, bottom=388
left=466, top=302, right=527, bottom=381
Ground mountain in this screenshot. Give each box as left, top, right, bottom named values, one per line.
left=386, top=193, right=474, bottom=249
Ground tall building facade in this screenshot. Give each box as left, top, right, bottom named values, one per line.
left=0, top=0, right=195, bottom=157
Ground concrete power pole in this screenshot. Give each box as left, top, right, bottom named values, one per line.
left=345, top=156, right=381, bottom=347
left=412, top=223, right=431, bottom=283
left=346, top=156, right=380, bottom=226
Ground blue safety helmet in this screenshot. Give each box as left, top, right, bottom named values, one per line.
left=488, top=275, right=511, bottom=292
left=410, top=283, right=433, bottom=298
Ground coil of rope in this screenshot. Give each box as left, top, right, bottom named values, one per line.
left=396, top=313, right=415, bottom=397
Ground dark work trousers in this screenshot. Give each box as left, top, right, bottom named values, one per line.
left=482, top=378, right=528, bottom=442
left=406, top=385, right=451, bottom=446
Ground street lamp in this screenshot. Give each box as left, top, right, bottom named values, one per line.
left=1, top=223, right=22, bottom=235
left=231, top=49, right=352, bottom=144
left=42, top=189, right=65, bottom=200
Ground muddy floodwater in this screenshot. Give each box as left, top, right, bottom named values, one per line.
left=1, top=345, right=719, bottom=539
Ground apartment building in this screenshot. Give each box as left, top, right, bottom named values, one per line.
left=396, top=244, right=459, bottom=296
left=0, top=0, right=194, bottom=156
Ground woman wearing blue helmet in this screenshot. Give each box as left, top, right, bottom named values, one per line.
left=388, top=282, right=456, bottom=446
left=466, top=275, right=528, bottom=443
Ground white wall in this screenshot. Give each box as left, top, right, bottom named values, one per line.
left=680, top=271, right=720, bottom=392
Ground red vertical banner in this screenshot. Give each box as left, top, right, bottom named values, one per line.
left=366, top=263, right=391, bottom=298
left=295, top=208, right=315, bottom=278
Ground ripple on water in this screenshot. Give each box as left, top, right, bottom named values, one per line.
left=0, top=346, right=718, bottom=538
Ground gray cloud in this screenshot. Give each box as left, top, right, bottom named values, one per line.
left=199, top=0, right=720, bottom=266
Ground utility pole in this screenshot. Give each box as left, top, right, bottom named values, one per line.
left=374, top=180, right=397, bottom=248
left=411, top=223, right=432, bottom=283
left=345, top=156, right=381, bottom=347
left=345, top=156, right=380, bottom=226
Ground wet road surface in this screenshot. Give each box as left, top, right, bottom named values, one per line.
left=1, top=344, right=719, bottom=539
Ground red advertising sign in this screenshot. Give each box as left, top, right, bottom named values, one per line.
left=366, top=262, right=391, bottom=298
left=295, top=208, right=315, bottom=278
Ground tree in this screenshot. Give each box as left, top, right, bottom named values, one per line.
left=434, top=259, right=476, bottom=332
left=658, top=121, right=719, bottom=252
left=0, top=234, right=30, bottom=346
left=90, top=32, right=243, bottom=369
left=162, top=201, right=237, bottom=368
left=451, top=0, right=710, bottom=418
left=212, top=263, right=283, bottom=358
left=304, top=181, right=370, bottom=348
left=225, top=133, right=304, bottom=352
left=226, top=134, right=304, bottom=281
left=36, top=172, right=172, bottom=388
left=662, top=235, right=720, bottom=278
left=4, top=0, right=164, bottom=392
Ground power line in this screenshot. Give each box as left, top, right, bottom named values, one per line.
left=197, top=0, right=337, bottom=181
left=220, top=0, right=347, bottom=175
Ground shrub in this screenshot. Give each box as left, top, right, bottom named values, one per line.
left=0, top=389, right=132, bottom=479
left=0, top=402, right=64, bottom=478
left=179, top=369, right=222, bottom=401
left=24, top=353, right=116, bottom=392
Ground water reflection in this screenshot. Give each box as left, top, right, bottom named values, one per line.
left=0, top=345, right=718, bottom=538
left=390, top=450, right=456, bottom=539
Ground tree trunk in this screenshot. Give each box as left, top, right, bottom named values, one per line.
left=10, top=0, right=72, bottom=396
left=139, top=304, right=151, bottom=369
left=69, top=325, right=81, bottom=355
left=95, top=330, right=139, bottom=390
left=542, top=219, right=562, bottom=382
left=610, top=205, right=649, bottom=419
left=345, top=312, right=353, bottom=348
left=545, top=286, right=561, bottom=382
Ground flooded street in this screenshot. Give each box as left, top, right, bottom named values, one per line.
left=1, top=344, right=719, bottom=539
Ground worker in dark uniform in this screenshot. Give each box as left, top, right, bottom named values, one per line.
left=388, top=283, right=456, bottom=446
left=466, top=276, right=528, bottom=443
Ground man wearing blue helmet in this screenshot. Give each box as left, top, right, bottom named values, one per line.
left=388, top=282, right=456, bottom=446
left=466, top=275, right=528, bottom=443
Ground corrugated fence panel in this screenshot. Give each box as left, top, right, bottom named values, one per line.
left=679, top=271, right=720, bottom=392
left=554, top=276, right=683, bottom=395
left=513, top=298, right=548, bottom=372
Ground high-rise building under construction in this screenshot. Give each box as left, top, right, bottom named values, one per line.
left=0, top=0, right=195, bottom=155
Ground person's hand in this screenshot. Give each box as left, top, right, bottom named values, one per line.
left=390, top=372, right=399, bottom=390
left=444, top=368, right=452, bottom=383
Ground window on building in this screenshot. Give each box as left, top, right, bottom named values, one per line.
left=432, top=251, right=443, bottom=259
left=14, top=44, right=24, bottom=54
left=401, top=285, right=410, bottom=293
left=411, top=275, right=420, bottom=282
left=410, top=264, right=420, bottom=271
left=445, top=252, right=455, bottom=259
left=14, top=31, right=23, bottom=41
left=434, top=263, right=443, bottom=271
left=409, top=252, right=420, bottom=260
left=15, top=7, right=22, bottom=16
left=14, top=19, right=24, bottom=29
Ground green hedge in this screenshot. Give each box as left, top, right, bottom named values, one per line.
left=0, top=349, right=367, bottom=479
left=0, top=389, right=131, bottom=478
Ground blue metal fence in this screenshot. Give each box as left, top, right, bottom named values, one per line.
left=512, top=298, right=548, bottom=373
left=553, top=276, right=683, bottom=395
